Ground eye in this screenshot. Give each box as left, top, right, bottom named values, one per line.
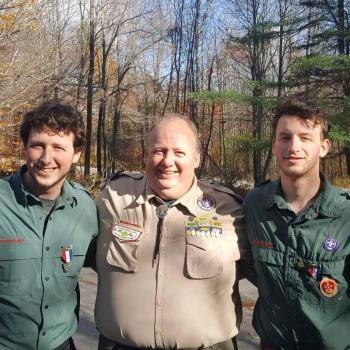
left=29, top=144, right=43, bottom=149
left=153, top=149, right=164, bottom=156
left=175, top=151, right=185, bottom=156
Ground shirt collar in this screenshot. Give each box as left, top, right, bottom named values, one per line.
left=9, top=165, right=77, bottom=208
left=265, top=174, right=341, bottom=218
left=136, top=176, right=199, bottom=215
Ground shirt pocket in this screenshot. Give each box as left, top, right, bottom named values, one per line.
left=0, top=244, right=40, bottom=296
left=252, top=247, right=284, bottom=301
left=185, top=236, right=224, bottom=279
left=50, top=246, right=86, bottom=296
left=106, top=236, right=143, bottom=272
left=301, top=258, right=348, bottom=307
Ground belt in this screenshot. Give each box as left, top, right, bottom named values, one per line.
left=99, top=334, right=238, bottom=350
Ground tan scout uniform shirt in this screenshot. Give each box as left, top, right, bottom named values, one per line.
left=95, top=172, right=251, bottom=349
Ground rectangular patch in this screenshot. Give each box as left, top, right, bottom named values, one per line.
left=0, top=238, right=25, bottom=243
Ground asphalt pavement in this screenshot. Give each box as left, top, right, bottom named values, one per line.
left=74, top=268, right=260, bottom=350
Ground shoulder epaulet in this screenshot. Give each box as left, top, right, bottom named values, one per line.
left=110, top=170, right=144, bottom=182
left=69, top=181, right=92, bottom=197
left=204, top=181, right=244, bottom=205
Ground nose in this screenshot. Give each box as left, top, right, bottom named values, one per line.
left=40, top=147, right=53, bottom=164
left=162, top=151, right=175, bottom=166
left=288, top=136, right=301, bottom=153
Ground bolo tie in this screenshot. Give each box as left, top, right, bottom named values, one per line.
left=152, top=203, right=170, bottom=267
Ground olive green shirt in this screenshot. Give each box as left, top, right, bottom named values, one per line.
left=0, top=167, right=98, bottom=350
left=244, top=178, right=350, bottom=350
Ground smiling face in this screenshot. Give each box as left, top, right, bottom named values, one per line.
left=272, top=115, right=330, bottom=181
left=22, top=128, right=82, bottom=199
left=144, top=117, right=200, bottom=200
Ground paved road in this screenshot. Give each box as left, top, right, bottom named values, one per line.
left=74, top=269, right=260, bottom=350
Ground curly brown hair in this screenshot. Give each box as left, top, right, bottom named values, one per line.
left=20, top=100, right=85, bottom=149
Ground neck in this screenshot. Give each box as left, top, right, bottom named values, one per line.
left=22, top=171, right=62, bottom=200
left=280, top=173, right=321, bottom=215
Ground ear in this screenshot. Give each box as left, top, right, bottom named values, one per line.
left=320, top=138, right=331, bottom=158
left=143, top=150, right=149, bottom=165
left=271, top=139, right=276, bottom=156
left=72, top=148, right=83, bottom=164
left=194, top=152, right=200, bottom=168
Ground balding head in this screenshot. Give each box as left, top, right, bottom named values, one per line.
left=144, top=114, right=201, bottom=200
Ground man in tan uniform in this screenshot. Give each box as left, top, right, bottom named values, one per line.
left=95, top=114, right=255, bottom=350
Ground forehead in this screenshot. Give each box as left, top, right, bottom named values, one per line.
left=28, top=127, right=74, bottom=142
left=275, top=115, right=322, bottom=134
left=149, top=119, right=196, bottom=146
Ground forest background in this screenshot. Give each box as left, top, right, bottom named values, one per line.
left=1, top=0, right=350, bottom=192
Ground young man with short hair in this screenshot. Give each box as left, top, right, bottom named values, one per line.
left=244, top=98, right=350, bottom=349
left=0, top=101, right=98, bottom=350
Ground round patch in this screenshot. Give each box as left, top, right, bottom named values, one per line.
left=197, top=195, right=216, bottom=211
left=323, top=237, right=338, bottom=252
left=320, top=277, right=337, bottom=297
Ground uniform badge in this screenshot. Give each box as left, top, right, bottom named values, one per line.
left=323, top=237, right=338, bottom=252
left=112, top=221, right=142, bottom=242
left=320, top=277, right=337, bottom=297
left=185, top=215, right=222, bottom=238
left=210, top=217, right=222, bottom=237
left=197, top=195, right=216, bottom=211
left=306, top=265, right=321, bottom=280
left=156, top=205, right=168, bottom=219
left=185, top=216, right=198, bottom=236
left=61, top=245, right=73, bottom=272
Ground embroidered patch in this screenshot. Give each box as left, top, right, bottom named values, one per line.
left=197, top=195, right=216, bottom=211
left=320, top=277, right=337, bottom=297
left=0, top=238, right=25, bottom=243
left=112, top=221, right=142, bottom=242
left=323, top=237, right=338, bottom=252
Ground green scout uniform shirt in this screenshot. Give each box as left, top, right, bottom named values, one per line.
left=0, top=167, right=98, bottom=350
left=244, top=177, right=350, bottom=350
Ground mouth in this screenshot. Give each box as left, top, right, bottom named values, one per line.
left=34, top=165, right=57, bottom=174
left=157, top=169, right=178, bottom=177
left=283, top=156, right=305, bottom=163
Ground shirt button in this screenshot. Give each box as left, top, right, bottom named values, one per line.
left=42, top=331, right=46, bottom=336
left=49, top=217, right=52, bottom=221
left=155, top=329, right=162, bottom=335
left=44, top=305, right=48, bottom=309
left=156, top=300, right=161, bottom=307
left=46, top=246, right=50, bottom=251
left=45, top=277, right=49, bottom=281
